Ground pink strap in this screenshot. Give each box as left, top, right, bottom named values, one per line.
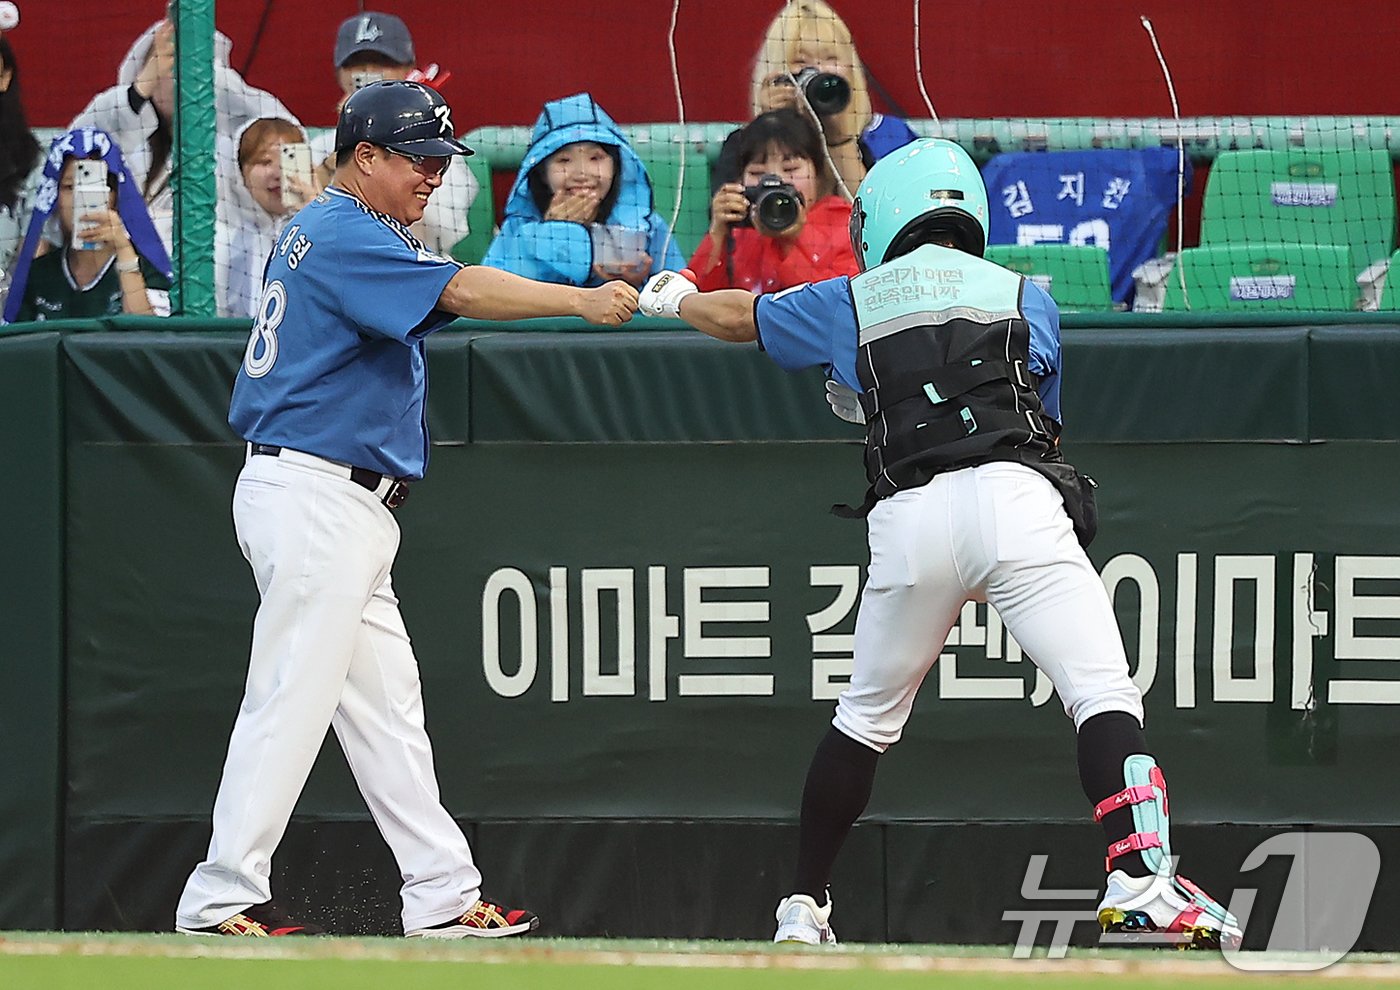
left=1151, top=765, right=1169, bottom=817
left=1092, top=784, right=1158, bottom=822
left=1175, top=875, right=1208, bottom=900
left=1171, top=905, right=1205, bottom=931
left=1104, top=831, right=1163, bottom=871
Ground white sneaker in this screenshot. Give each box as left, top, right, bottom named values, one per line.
left=773, top=893, right=838, bottom=945
left=1098, top=869, right=1242, bottom=949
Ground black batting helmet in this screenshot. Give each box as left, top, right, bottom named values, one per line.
left=334, top=80, right=474, bottom=158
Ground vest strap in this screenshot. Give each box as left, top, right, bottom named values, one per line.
left=867, top=359, right=1038, bottom=410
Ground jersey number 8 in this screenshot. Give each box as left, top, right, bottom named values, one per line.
left=243, top=280, right=287, bottom=379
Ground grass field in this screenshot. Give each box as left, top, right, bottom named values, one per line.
left=5, top=934, right=1400, bottom=990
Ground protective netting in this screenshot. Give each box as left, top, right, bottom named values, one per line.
left=6, top=0, right=1400, bottom=320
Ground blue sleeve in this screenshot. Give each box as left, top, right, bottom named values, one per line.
left=861, top=116, right=919, bottom=161
left=336, top=221, right=464, bottom=343
left=887, top=117, right=919, bottom=146
left=753, top=277, right=861, bottom=389
left=1021, top=279, right=1062, bottom=424
left=481, top=216, right=593, bottom=285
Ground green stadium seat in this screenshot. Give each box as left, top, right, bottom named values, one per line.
left=1377, top=249, right=1400, bottom=311
left=460, top=123, right=743, bottom=169
left=1199, top=149, right=1397, bottom=275
left=983, top=245, right=1115, bottom=312
left=1161, top=242, right=1357, bottom=311
left=450, top=154, right=496, bottom=265
left=632, top=146, right=711, bottom=259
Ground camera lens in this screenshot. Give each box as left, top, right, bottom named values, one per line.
left=754, top=189, right=800, bottom=233
left=798, top=69, right=851, bottom=116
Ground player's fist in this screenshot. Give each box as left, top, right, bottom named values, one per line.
left=824, top=379, right=865, bottom=425
left=639, top=269, right=698, bottom=318
left=579, top=280, right=639, bottom=326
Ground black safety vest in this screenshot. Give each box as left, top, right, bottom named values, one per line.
left=843, top=245, right=1097, bottom=545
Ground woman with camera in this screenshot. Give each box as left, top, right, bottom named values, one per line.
left=712, top=0, right=917, bottom=199
left=689, top=109, right=857, bottom=293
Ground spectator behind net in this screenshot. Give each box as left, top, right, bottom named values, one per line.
left=0, top=34, right=41, bottom=309
left=216, top=117, right=316, bottom=318
left=304, top=11, right=479, bottom=258
left=482, top=92, right=685, bottom=289
left=690, top=108, right=857, bottom=294
left=69, top=18, right=298, bottom=252
left=4, top=127, right=172, bottom=323
left=713, top=0, right=917, bottom=198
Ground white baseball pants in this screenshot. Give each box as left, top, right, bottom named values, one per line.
left=176, top=450, right=481, bottom=932
left=834, top=461, right=1144, bottom=751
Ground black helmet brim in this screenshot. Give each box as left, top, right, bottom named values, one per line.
left=383, top=136, right=475, bottom=158
left=883, top=209, right=986, bottom=263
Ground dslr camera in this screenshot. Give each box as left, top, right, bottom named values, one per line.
left=792, top=66, right=851, bottom=116
left=744, top=173, right=805, bottom=234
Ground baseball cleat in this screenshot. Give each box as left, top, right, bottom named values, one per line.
left=176, top=900, right=325, bottom=936
left=773, top=893, right=838, bottom=945
left=1097, top=869, right=1242, bottom=950
left=405, top=898, right=540, bottom=938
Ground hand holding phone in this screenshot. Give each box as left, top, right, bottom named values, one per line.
left=279, top=142, right=314, bottom=211
left=72, top=160, right=110, bottom=251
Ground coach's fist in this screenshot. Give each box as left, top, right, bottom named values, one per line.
left=639, top=269, right=698, bottom=318
left=578, top=280, right=639, bottom=326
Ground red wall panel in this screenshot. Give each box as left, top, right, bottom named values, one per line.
left=15, top=0, right=1400, bottom=130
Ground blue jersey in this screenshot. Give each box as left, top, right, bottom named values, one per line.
left=228, top=186, right=464, bottom=480
left=753, top=271, right=1063, bottom=424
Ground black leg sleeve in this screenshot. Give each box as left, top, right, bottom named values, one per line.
left=1076, top=710, right=1152, bottom=877
left=792, top=727, right=881, bottom=902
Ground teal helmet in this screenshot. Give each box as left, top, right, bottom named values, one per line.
left=849, top=138, right=989, bottom=270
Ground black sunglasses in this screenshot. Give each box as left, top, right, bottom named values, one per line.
left=383, top=147, right=452, bottom=178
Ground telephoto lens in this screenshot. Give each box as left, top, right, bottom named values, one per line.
left=793, top=66, right=851, bottom=116
left=744, top=174, right=804, bottom=233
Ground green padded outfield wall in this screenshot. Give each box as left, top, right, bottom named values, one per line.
left=0, top=332, right=64, bottom=930
left=8, top=323, right=1400, bottom=941
left=61, top=351, right=1400, bottom=814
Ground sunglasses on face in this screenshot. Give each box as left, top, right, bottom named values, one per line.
left=383, top=147, right=452, bottom=178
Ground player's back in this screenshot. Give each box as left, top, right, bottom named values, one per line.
left=850, top=242, right=1054, bottom=327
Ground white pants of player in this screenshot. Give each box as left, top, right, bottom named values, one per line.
left=176, top=450, right=481, bottom=932
left=834, top=461, right=1144, bottom=751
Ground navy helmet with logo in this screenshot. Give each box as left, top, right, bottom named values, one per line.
left=334, top=80, right=473, bottom=158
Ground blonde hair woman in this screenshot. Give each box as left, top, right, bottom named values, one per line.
left=713, top=0, right=916, bottom=198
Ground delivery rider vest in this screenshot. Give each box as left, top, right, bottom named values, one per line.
left=846, top=243, right=1098, bottom=545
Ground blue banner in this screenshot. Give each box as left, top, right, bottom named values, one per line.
left=983, top=148, right=1190, bottom=303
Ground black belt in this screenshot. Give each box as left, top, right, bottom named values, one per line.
left=250, top=443, right=411, bottom=510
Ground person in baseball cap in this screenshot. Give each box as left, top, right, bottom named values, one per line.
left=334, top=11, right=414, bottom=72
left=307, top=12, right=477, bottom=258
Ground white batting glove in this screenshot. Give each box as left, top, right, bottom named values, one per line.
left=825, top=379, right=866, bottom=425
left=639, top=269, right=698, bottom=318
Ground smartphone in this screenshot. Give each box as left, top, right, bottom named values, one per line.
left=279, top=142, right=313, bottom=211
left=351, top=71, right=384, bottom=91
left=72, top=160, right=110, bottom=251
left=590, top=224, right=648, bottom=270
